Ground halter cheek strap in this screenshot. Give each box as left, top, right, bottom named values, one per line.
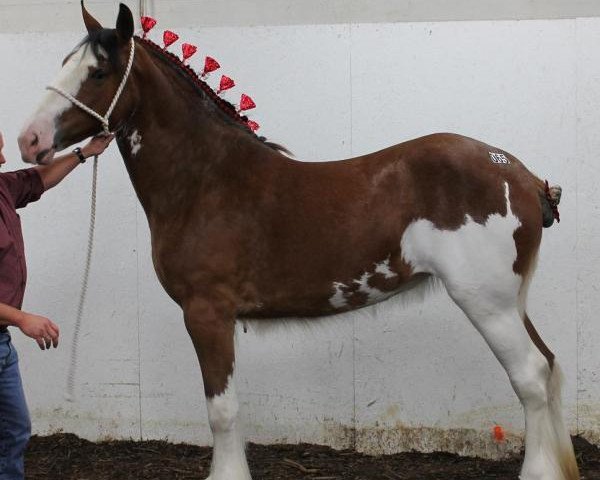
left=46, top=38, right=136, bottom=135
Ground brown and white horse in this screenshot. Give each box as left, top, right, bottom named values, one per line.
left=18, top=3, right=578, bottom=479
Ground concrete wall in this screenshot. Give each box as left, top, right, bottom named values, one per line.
left=3, top=1, right=600, bottom=31
left=0, top=2, right=599, bottom=459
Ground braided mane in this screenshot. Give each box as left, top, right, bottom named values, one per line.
left=135, top=36, right=288, bottom=154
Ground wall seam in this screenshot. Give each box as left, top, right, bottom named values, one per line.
left=136, top=201, right=143, bottom=440
left=574, top=17, right=581, bottom=436
left=349, top=21, right=357, bottom=451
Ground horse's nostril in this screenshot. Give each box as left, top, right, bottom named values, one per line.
left=31, top=133, right=39, bottom=147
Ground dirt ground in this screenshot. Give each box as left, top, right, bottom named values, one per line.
left=25, top=434, right=600, bottom=479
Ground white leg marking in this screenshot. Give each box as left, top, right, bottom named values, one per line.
left=206, top=373, right=252, bottom=480
left=129, top=129, right=142, bottom=156
left=401, top=182, right=576, bottom=479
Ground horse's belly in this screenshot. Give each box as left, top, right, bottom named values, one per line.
left=243, top=255, right=426, bottom=319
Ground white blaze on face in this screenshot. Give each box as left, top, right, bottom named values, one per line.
left=18, top=41, right=106, bottom=162
left=41, top=42, right=105, bottom=120
left=129, top=129, right=142, bottom=156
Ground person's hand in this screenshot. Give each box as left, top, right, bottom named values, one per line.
left=81, top=133, right=115, bottom=159
left=17, top=311, right=59, bottom=350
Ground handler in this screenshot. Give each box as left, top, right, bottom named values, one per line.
left=0, top=130, right=113, bottom=480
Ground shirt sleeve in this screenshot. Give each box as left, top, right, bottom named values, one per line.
left=0, top=168, right=45, bottom=209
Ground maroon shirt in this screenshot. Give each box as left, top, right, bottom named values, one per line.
left=0, top=168, right=44, bottom=332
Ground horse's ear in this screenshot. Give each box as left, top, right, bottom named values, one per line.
left=81, top=1, right=102, bottom=34
left=116, top=3, right=134, bottom=43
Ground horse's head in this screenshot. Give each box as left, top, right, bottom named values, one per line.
left=19, top=2, right=136, bottom=164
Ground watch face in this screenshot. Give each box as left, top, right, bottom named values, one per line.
left=73, top=148, right=85, bottom=162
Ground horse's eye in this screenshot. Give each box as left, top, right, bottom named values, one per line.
left=91, top=69, right=107, bottom=80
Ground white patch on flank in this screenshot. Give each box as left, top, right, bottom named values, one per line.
left=354, top=272, right=395, bottom=304
left=330, top=282, right=348, bottom=309
left=328, top=256, right=399, bottom=309
left=374, top=256, right=396, bottom=279
left=206, top=373, right=252, bottom=480
left=400, top=182, right=521, bottom=296
left=129, top=129, right=142, bottom=156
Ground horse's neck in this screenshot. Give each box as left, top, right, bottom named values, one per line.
left=116, top=51, right=265, bottom=222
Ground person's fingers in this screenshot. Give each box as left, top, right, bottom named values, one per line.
left=48, top=321, right=59, bottom=336
left=44, top=337, right=51, bottom=350
left=46, top=324, right=59, bottom=348
left=36, top=337, right=45, bottom=350
left=97, top=132, right=114, bottom=141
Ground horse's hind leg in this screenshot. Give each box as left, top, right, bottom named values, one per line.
left=184, top=298, right=252, bottom=480
left=442, top=270, right=578, bottom=479
left=401, top=182, right=579, bottom=479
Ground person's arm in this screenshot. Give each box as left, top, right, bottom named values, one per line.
left=36, top=134, right=114, bottom=191
left=0, top=302, right=59, bottom=350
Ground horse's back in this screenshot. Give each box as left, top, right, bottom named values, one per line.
left=347, top=132, right=546, bottom=230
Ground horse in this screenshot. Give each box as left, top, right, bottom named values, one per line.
left=17, top=3, right=578, bottom=479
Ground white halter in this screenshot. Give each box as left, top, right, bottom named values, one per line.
left=47, top=38, right=136, bottom=134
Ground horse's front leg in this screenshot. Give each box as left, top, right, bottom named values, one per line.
left=184, top=298, right=252, bottom=480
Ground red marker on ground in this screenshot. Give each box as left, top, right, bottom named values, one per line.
left=493, top=424, right=505, bottom=443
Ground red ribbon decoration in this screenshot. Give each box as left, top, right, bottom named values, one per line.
left=202, top=56, right=221, bottom=77
left=181, top=43, right=197, bottom=63
left=238, top=94, right=256, bottom=112
left=247, top=120, right=260, bottom=132
left=141, top=16, right=157, bottom=38
left=217, top=75, right=235, bottom=94
left=162, top=30, right=179, bottom=49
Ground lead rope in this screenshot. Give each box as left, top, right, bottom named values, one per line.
left=48, top=39, right=135, bottom=401
left=66, top=155, right=98, bottom=402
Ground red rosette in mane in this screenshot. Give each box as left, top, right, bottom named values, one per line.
left=181, top=43, right=197, bottom=63
left=202, top=56, right=221, bottom=77
left=141, top=16, right=157, bottom=38
left=238, top=94, right=256, bottom=112
left=162, top=30, right=179, bottom=49
left=246, top=120, right=260, bottom=132
left=217, top=75, right=235, bottom=94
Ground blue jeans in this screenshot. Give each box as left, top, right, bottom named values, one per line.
left=0, top=333, right=30, bottom=480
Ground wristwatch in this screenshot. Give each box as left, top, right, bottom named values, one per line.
left=72, top=147, right=86, bottom=163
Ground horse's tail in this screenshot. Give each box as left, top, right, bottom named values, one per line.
left=540, top=181, right=562, bottom=228
left=547, top=363, right=581, bottom=480
left=519, top=259, right=579, bottom=480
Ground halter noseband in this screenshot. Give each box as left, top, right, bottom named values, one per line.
left=47, top=38, right=136, bottom=135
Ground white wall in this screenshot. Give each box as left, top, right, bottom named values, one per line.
left=1, top=9, right=599, bottom=459
left=4, top=0, right=600, bottom=31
